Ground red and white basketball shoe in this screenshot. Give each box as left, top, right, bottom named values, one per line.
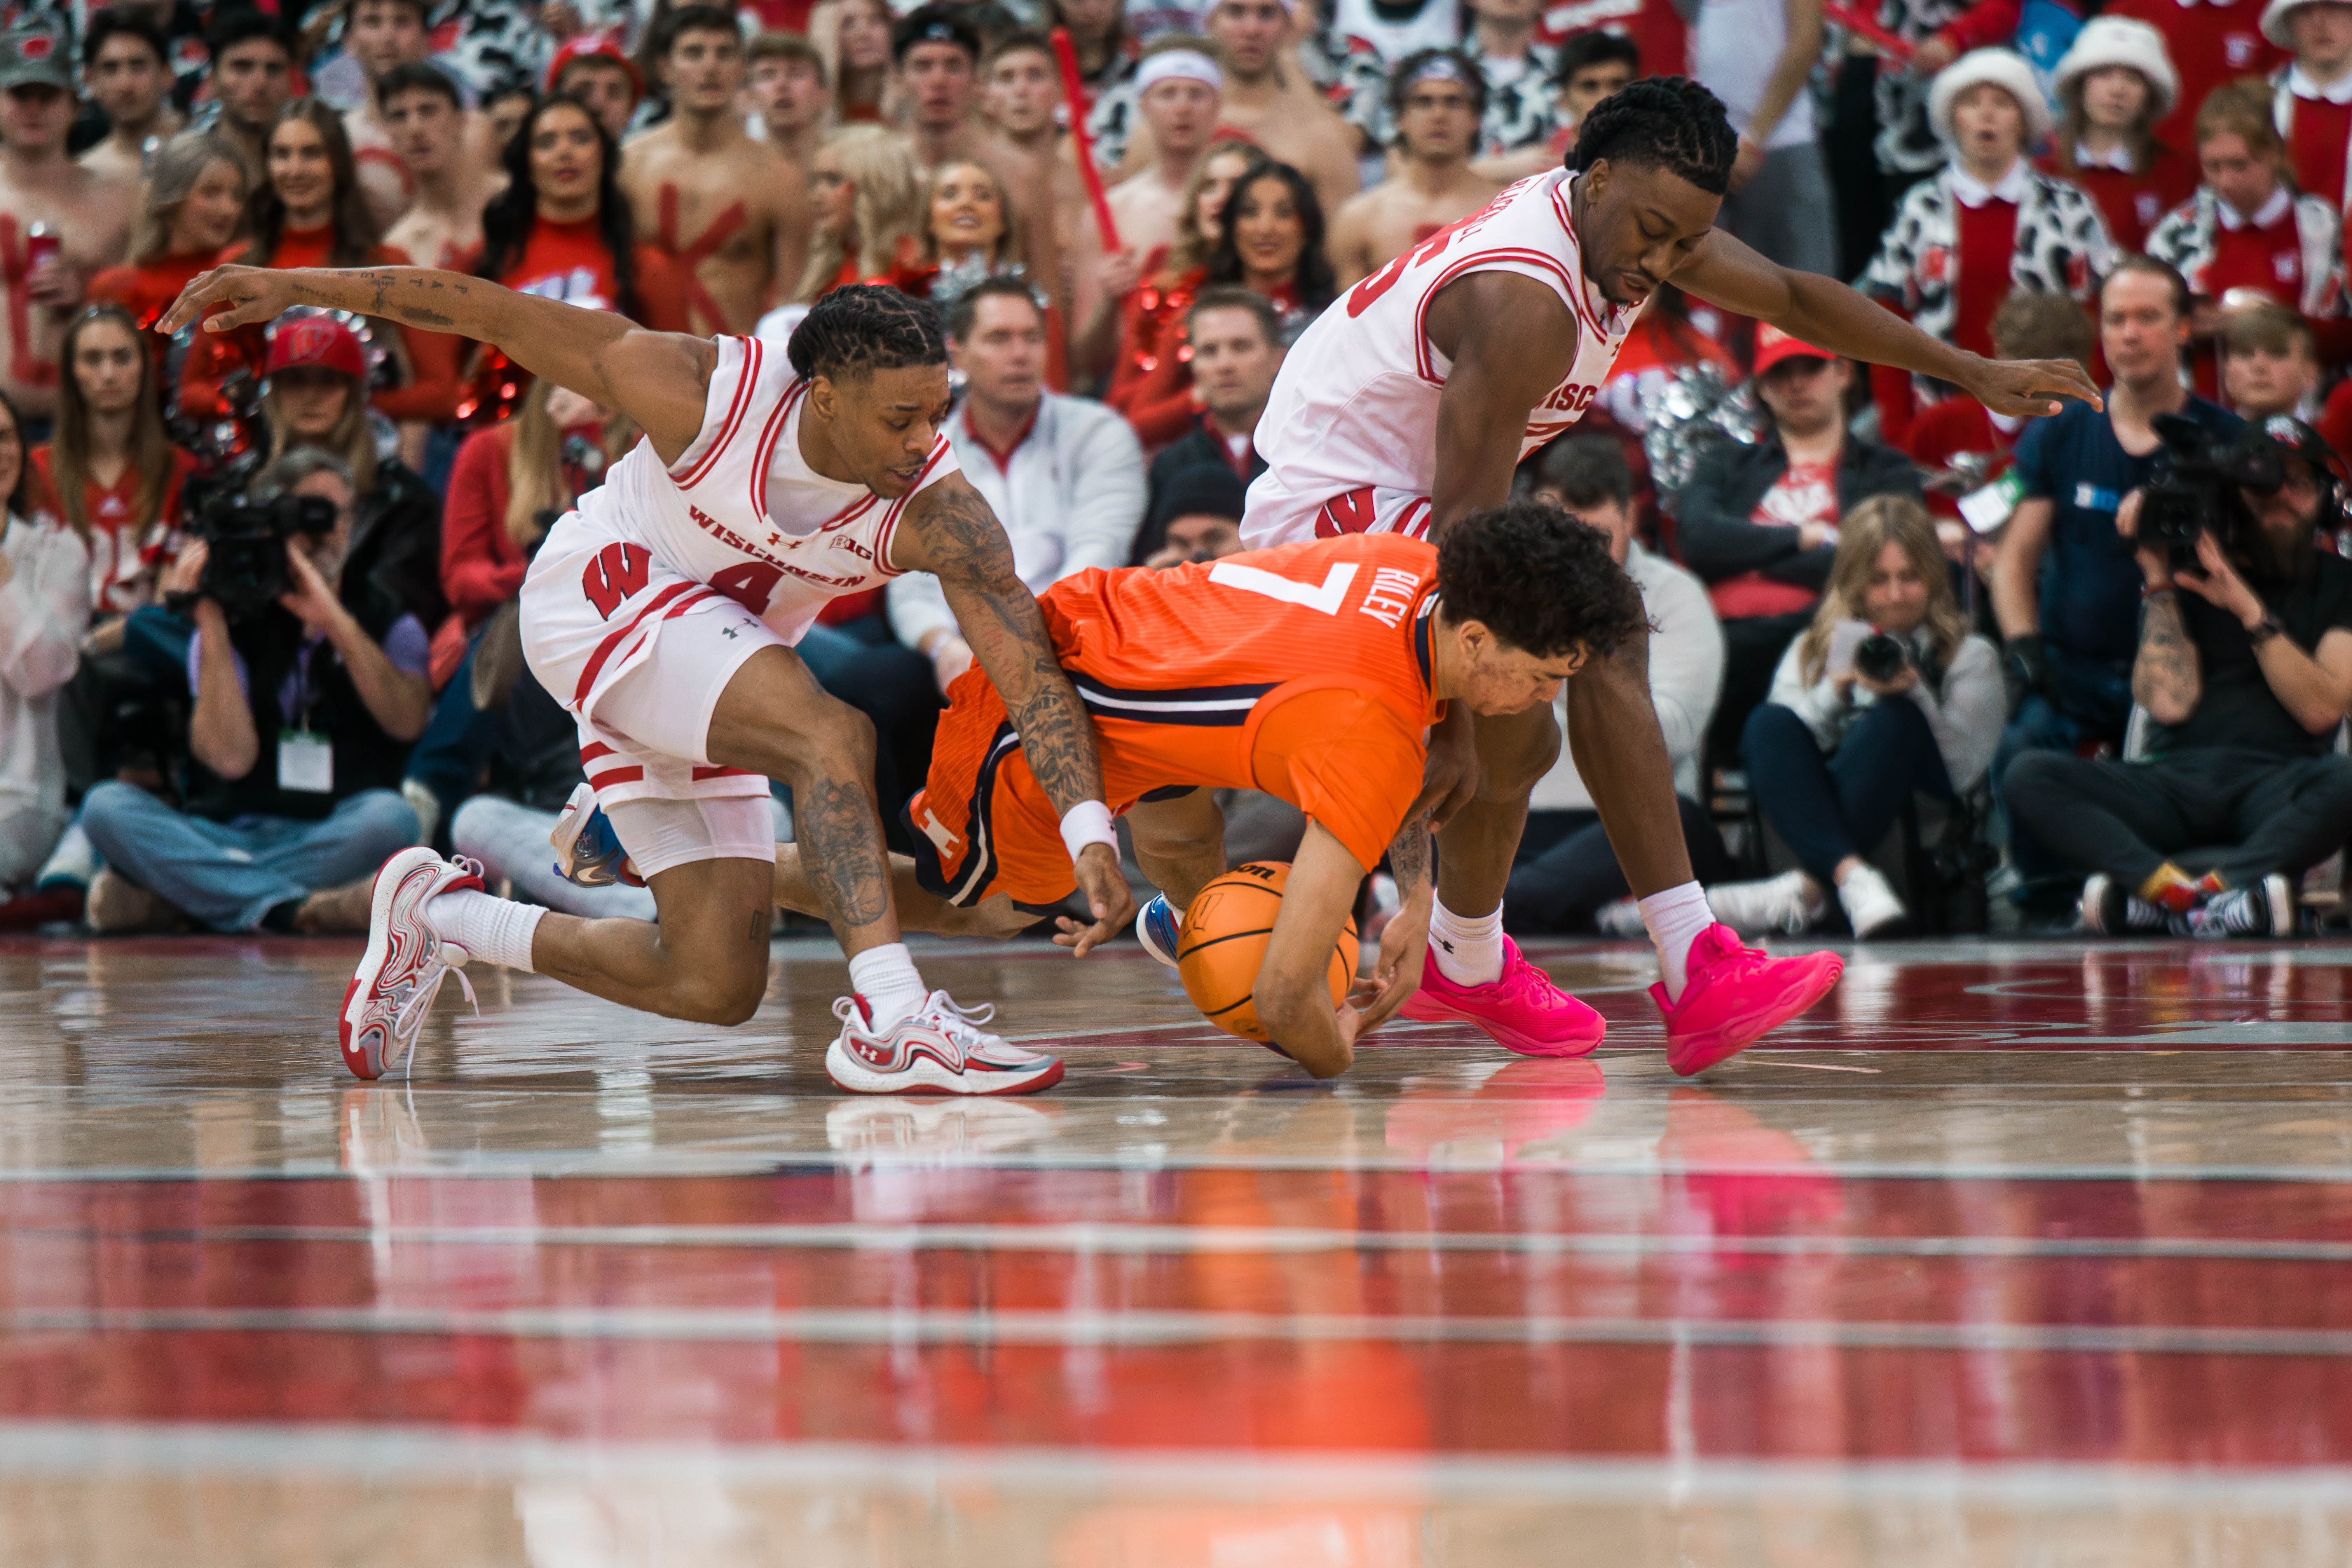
left=339, top=847, right=483, bottom=1082
left=824, top=991, right=1066, bottom=1095
left=1399, top=936, right=1607, bottom=1057
left=1653, top=923, right=1843, bottom=1077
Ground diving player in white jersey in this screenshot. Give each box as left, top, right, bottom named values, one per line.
left=159, top=273, right=1137, bottom=1097
left=1236, top=77, right=2104, bottom=1076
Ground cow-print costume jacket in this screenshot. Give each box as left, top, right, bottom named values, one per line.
left=1333, top=42, right=1560, bottom=157
left=2145, top=187, right=2345, bottom=318
left=1858, top=164, right=2114, bottom=361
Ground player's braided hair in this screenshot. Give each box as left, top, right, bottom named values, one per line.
left=788, top=284, right=949, bottom=382
left=1437, top=501, right=1650, bottom=661
left=1570, top=75, right=1739, bottom=197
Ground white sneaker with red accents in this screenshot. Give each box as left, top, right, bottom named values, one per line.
left=339, top=846, right=483, bottom=1082
left=824, top=990, right=1066, bottom=1095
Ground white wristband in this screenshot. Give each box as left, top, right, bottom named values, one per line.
left=1059, top=800, right=1117, bottom=861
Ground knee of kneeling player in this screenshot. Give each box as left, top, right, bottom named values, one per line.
left=672, top=957, right=768, bottom=1026
left=771, top=695, right=876, bottom=782
left=1253, top=974, right=1350, bottom=1078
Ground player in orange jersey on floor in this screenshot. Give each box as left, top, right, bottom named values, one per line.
left=764, top=504, right=1837, bottom=1076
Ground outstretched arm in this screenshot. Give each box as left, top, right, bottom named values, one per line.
left=894, top=472, right=1137, bottom=952
left=1253, top=820, right=1374, bottom=1078
left=1671, top=229, right=2102, bottom=418
left=160, top=264, right=717, bottom=462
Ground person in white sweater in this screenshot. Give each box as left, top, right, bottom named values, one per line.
left=0, top=391, right=93, bottom=897
left=892, top=276, right=1146, bottom=692
left=1504, top=436, right=1734, bottom=933
left=1708, top=495, right=2006, bottom=939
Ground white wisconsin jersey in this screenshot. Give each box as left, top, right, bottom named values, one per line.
left=1241, top=168, right=1644, bottom=548
left=562, top=333, right=956, bottom=646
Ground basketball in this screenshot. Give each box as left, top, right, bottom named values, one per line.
left=1175, top=862, right=1359, bottom=1044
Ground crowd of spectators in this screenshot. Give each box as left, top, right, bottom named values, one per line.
left=5, top=0, right=2352, bottom=953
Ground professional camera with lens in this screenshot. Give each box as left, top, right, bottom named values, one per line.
left=2136, top=413, right=2274, bottom=565
left=179, top=483, right=340, bottom=621
left=1854, top=629, right=1910, bottom=683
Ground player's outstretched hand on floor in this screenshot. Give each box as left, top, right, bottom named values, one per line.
left=1053, top=843, right=1139, bottom=958
left=1962, top=354, right=2105, bottom=420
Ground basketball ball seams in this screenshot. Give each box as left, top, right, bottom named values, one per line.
left=1176, top=926, right=1279, bottom=961
left=1176, top=862, right=1358, bottom=1044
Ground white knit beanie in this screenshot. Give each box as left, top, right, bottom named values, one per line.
left=1929, top=47, right=2056, bottom=149
left=2053, top=16, right=2181, bottom=120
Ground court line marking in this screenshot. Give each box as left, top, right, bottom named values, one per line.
left=4, top=1156, right=2352, bottom=1182
left=36, top=1221, right=2352, bottom=1265
left=10, top=1305, right=2352, bottom=1356
left=0, top=1421, right=2345, bottom=1507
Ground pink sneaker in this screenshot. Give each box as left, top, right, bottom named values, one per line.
left=1653, top=923, right=1843, bottom=1077
left=1399, top=936, right=1605, bottom=1057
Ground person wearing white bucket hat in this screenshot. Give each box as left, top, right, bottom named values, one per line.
left=2043, top=16, right=2197, bottom=251
left=2263, top=0, right=2352, bottom=211
left=1859, top=48, right=2113, bottom=447
left=2106, top=0, right=2281, bottom=153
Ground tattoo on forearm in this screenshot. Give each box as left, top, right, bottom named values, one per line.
left=1388, top=815, right=1433, bottom=893
left=2134, top=594, right=2199, bottom=714
left=795, top=776, right=890, bottom=932
left=295, top=268, right=468, bottom=331
left=914, top=481, right=1107, bottom=815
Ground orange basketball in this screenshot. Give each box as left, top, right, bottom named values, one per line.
left=1175, top=862, right=1359, bottom=1045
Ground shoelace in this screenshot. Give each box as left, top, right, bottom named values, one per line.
left=921, top=992, right=1012, bottom=1059
left=384, top=858, right=488, bottom=1080
left=1494, top=953, right=1570, bottom=1012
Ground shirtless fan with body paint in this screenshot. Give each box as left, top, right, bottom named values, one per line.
left=1238, top=77, right=2102, bottom=1072
left=158, top=269, right=1136, bottom=1096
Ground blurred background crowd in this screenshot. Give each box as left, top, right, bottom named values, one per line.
left=4, top=0, right=2352, bottom=949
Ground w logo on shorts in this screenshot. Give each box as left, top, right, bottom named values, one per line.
left=581, top=543, right=653, bottom=619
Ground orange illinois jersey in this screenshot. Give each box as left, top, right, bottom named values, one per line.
left=909, top=533, right=1445, bottom=909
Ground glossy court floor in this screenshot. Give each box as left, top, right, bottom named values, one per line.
left=3, top=932, right=2352, bottom=1566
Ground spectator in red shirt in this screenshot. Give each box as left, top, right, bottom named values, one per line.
left=789, top=123, right=925, bottom=304
left=2105, top=0, right=2283, bottom=154
left=87, top=131, right=249, bottom=365
left=2267, top=0, right=2352, bottom=211
left=180, top=100, right=462, bottom=434
left=30, top=303, right=190, bottom=626
left=1079, top=135, right=1252, bottom=393
left=2043, top=18, right=2198, bottom=253
left=2225, top=301, right=2324, bottom=419
left=465, top=94, right=690, bottom=424
left=1908, top=290, right=2094, bottom=570
left=2147, top=82, right=2343, bottom=396
left=1859, top=49, right=2113, bottom=448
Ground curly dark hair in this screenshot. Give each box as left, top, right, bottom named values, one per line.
left=789, top=283, right=947, bottom=382
left=476, top=94, right=641, bottom=322
left=1571, top=75, right=1738, bottom=197
left=1436, top=501, right=1649, bottom=660
left=1205, top=157, right=1337, bottom=314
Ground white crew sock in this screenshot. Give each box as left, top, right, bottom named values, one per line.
left=1428, top=898, right=1505, bottom=987
left=1639, top=881, right=1714, bottom=1003
left=847, top=942, right=927, bottom=1029
left=424, top=889, right=546, bottom=973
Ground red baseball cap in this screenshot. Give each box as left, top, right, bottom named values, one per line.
left=1753, top=325, right=1835, bottom=378
left=265, top=316, right=366, bottom=381
left=545, top=35, right=644, bottom=100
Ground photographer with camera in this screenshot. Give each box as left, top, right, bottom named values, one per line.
left=1993, top=256, right=2241, bottom=911
left=2005, top=417, right=2352, bottom=938
left=76, top=449, right=430, bottom=933
left=1705, top=497, right=2005, bottom=939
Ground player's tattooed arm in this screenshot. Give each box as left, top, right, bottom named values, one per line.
left=903, top=472, right=1136, bottom=952
left=157, top=263, right=716, bottom=459
left=900, top=474, right=1107, bottom=816
left=1387, top=813, right=1433, bottom=898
